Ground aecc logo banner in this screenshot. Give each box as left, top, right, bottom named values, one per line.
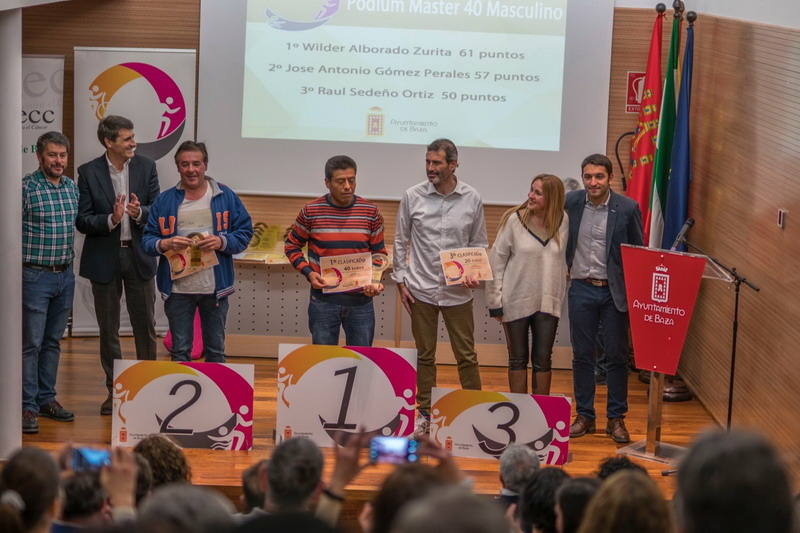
left=21, top=55, right=64, bottom=171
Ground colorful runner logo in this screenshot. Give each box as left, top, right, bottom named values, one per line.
left=277, top=345, right=417, bottom=445
left=88, top=62, right=186, bottom=161
left=443, top=260, right=465, bottom=283
left=265, top=1, right=340, bottom=31
left=113, top=361, right=254, bottom=450
left=321, top=267, right=343, bottom=289
left=430, top=389, right=570, bottom=465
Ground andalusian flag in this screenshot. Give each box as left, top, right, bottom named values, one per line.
left=647, top=8, right=683, bottom=248
left=662, top=17, right=695, bottom=250
left=627, top=10, right=664, bottom=245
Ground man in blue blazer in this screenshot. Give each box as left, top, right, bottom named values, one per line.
left=565, top=153, right=643, bottom=443
left=76, top=116, right=161, bottom=415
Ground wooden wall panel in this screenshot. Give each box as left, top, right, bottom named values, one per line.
left=23, top=3, right=800, bottom=479
left=683, top=15, right=800, bottom=475
left=611, top=9, right=800, bottom=477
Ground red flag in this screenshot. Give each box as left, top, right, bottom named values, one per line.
left=627, top=12, right=664, bottom=245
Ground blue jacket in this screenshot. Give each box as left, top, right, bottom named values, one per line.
left=142, top=177, right=253, bottom=299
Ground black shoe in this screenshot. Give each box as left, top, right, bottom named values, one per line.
left=39, top=400, right=74, bottom=422
left=100, top=395, right=113, bottom=416
left=22, top=410, right=39, bottom=434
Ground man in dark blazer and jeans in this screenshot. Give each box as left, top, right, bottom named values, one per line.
left=76, top=115, right=160, bottom=415
left=565, top=153, right=643, bottom=443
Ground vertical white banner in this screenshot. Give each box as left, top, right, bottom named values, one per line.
left=21, top=55, right=63, bottom=174
left=72, top=47, right=196, bottom=335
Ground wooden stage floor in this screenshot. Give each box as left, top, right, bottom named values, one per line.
left=26, top=337, right=717, bottom=508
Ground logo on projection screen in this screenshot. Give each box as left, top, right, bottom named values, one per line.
left=88, top=62, right=187, bottom=161
left=265, top=1, right=340, bottom=31
left=367, top=107, right=384, bottom=136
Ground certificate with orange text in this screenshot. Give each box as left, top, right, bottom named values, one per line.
left=320, top=252, right=372, bottom=294
left=439, top=248, right=493, bottom=286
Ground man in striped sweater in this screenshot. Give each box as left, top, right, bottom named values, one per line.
left=285, top=155, right=387, bottom=346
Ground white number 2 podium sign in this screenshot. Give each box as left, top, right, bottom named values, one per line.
left=112, top=360, right=254, bottom=450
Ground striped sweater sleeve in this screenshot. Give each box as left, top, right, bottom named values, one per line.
left=369, top=207, right=387, bottom=255
left=285, top=206, right=313, bottom=278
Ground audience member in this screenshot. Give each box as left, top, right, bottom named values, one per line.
left=391, top=486, right=508, bottom=533
left=595, top=455, right=647, bottom=480
left=265, top=437, right=324, bottom=513
left=52, top=471, right=110, bottom=531
left=360, top=463, right=450, bottom=533
left=555, top=477, right=600, bottom=533
left=676, top=429, right=795, bottom=533
left=234, top=512, right=338, bottom=533
left=577, top=470, right=672, bottom=533
left=132, top=453, right=153, bottom=507
left=498, top=444, right=540, bottom=509
left=133, top=435, right=191, bottom=488
left=137, top=484, right=235, bottom=533
left=518, top=467, right=570, bottom=533
left=99, top=447, right=139, bottom=524
left=0, top=447, right=61, bottom=533
left=239, top=459, right=267, bottom=517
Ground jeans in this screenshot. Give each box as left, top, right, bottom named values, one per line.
left=22, top=265, right=74, bottom=412
left=568, top=280, right=630, bottom=420
left=164, top=294, right=229, bottom=362
left=308, top=295, right=375, bottom=346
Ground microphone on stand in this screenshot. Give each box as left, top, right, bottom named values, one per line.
left=670, top=218, right=695, bottom=251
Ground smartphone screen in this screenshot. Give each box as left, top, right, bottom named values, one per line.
left=369, top=436, right=418, bottom=464
left=72, top=447, right=111, bottom=471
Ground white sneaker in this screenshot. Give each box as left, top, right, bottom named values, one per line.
left=413, top=414, right=430, bottom=437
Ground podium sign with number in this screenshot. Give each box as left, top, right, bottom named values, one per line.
left=276, top=344, right=417, bottom=446
left=111, top=361, right=254, bottom=450
left=430, top=388, right=571, bottom=465
left=622, top=245, right=706, bottom=375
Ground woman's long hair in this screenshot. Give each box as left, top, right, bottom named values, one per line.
left=497, top=174, right=565, bottom=245
left=576, top=470, right=674, bottom=533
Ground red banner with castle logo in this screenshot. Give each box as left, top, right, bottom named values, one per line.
left=622, top=245, right=706, bottom=375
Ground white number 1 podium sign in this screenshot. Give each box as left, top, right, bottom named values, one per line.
left=276, top=344, right=417, bottom=446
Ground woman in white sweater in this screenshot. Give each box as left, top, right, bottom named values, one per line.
left=486, top=174, right=567, bottom=395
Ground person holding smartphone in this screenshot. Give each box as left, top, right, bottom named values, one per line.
left=487, top=174, right=568, bottom=396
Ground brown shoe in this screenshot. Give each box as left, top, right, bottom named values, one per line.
left=606, top=417, right=631, bottom=443
left=569, top=415, right=596, bottom=438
